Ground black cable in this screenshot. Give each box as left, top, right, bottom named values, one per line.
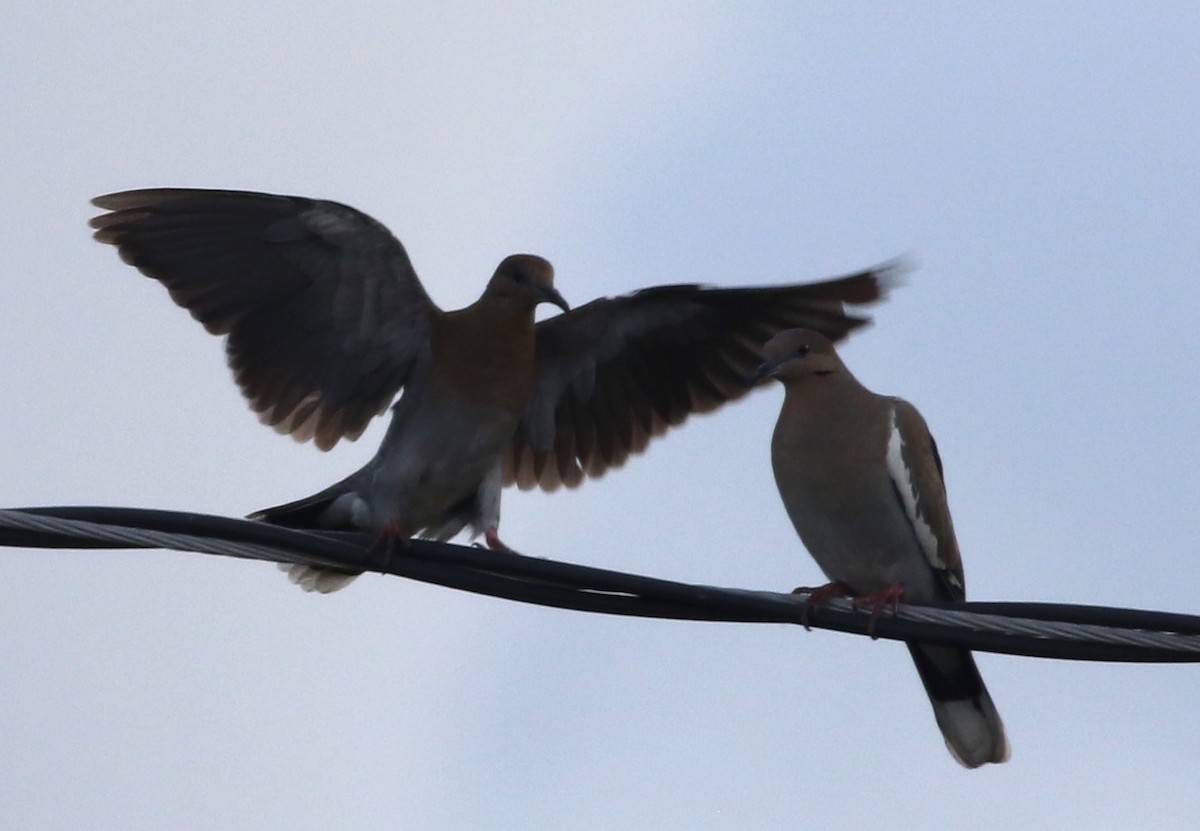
left=3, top=505, right=1198, bottom=664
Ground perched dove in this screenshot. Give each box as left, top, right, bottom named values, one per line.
left=754, top=328, right=1009, bottom=768
left=91, top=188, right=896, bottom=592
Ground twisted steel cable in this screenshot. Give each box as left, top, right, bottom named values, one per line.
left=3, top=506, right=1198, bottom=663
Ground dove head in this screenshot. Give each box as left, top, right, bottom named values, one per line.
left=752, top=328, right=846, bottom=386
left=485, top=254, right=570, bottom=313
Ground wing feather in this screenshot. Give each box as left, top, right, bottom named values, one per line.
left=91, top=188, right=439, bottom=449
left=505, top=261, right=903, bottom=490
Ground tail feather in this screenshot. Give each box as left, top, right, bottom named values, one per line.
left=907, top=643, right=1010, bottom=768
left=249, top=484, right=362, bottom=531
left=249, top=483, right=366, bottom=593
left=277, top=562, right=360, bottom=593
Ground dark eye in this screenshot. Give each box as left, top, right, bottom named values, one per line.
left=796, top=343, right=811, bottom=358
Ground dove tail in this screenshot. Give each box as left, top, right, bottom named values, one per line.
left=249, top=491, right=345, bottom=529
left=248, top=484, right=366, bottom=593
left=247, top=471, right=368, bottom=531
left=906, top=642, right=1010, bottom=768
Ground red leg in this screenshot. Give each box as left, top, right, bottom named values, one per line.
left=851, top=583, right=905, bottom=639
left=483, top=526, right=519, bottom=554
left=366, top=522, right=412, bottom=562
left=791, top=581, right=852, bottom=630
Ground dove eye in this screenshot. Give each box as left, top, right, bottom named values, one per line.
left=796, top=343, right=811, bottom=358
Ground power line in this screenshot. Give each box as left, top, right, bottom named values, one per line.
left=3, top=506, right=1198, bottom=663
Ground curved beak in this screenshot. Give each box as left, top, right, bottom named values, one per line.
left=537, top=285, right=570, bottom=314
left=748, top=356, right=784, bottom=387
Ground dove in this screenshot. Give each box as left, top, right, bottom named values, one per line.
left=755, top=329, right=1009, bottom=767
left=92, top=188, right=896, bottom=591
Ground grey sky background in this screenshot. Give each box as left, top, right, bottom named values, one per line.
left=2, top=3, right=1199, bottom=829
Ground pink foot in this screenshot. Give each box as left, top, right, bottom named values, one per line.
left=366, top=522, right=412, bottom=560
left=851, top=584, right=905, bottom=639
left=792, top=581, right=852, bottom=630
left=483, top=527, right=520, bottom=554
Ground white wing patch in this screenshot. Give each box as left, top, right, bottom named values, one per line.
left=886, top=408, right=944, bottom=574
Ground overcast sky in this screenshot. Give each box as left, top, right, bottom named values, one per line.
left=2, top=3, right=1199, bottom=829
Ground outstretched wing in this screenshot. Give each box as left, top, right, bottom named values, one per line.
left=505, top=262, right=901, bottom=490
left=91, top=188, right=440, bottom=450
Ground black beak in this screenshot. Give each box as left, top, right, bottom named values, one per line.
left=537, top=285, right=570, bottom=314
left=748, top=357, right=783, bottom=387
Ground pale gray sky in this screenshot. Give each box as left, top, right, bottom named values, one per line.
left=2, top=3, right=1199, bottom=829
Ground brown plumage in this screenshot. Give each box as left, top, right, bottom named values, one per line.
left=756, top=329, right=1009, bottom=767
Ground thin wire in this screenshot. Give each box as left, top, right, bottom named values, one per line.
left=3, top=506, right=1199, bottom=663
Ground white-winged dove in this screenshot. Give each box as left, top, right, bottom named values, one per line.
left=91, top=188, right=898, bottom=592
left=754, top=328, right=1009, bottom=768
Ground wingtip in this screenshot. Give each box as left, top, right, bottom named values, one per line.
left=801, top=257, right=912, bottom=309
left=89, top=190, right=165, bottom=237
left=90, top=189, right=151, bottom=211
left=874, top=254, right=918, bottom=294
left=90, top=192, right=121, bottom=210
left=90, top=188, right=185, bottom=210
left=842, top=255, right=915, bottom=305
left=87, top=212, right=124, bottom=236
